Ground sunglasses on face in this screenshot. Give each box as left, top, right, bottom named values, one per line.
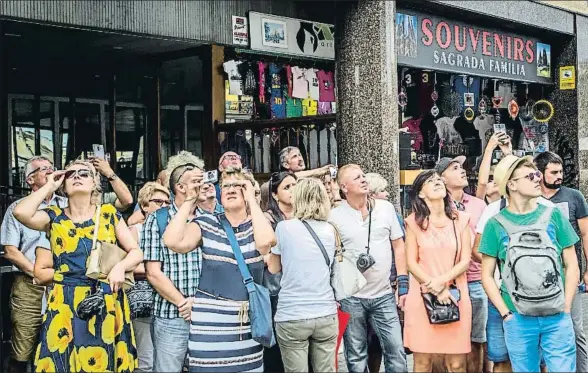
left=65, top=169, right=93, bottom=179
left=512, top=170, right=542, bottom=182
left=149, top=199, right=170, bottom=207
left=27, top=166, right=55, bottom=177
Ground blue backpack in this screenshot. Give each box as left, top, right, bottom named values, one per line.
left=155, top=207, right=170, bottom=238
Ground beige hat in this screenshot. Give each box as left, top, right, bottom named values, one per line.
left=495, top=155, right=534, bottom=196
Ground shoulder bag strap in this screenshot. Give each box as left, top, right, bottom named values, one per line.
left=451, top=219, right=459, bottom=286
left=219, top=214, right=255, bottom=291
left=91, top=204, right=102, bottom=250
left=366, top=199, right=373, bottom=255
left=302, top=220, right=330, bottom=267
left=155, top=207, right=170, bottom=239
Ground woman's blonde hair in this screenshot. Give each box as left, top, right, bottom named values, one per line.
left=220, top=166, right=247, bottom=185
left=60, top=159, right=102, bottom=205
left=137, top=182, right=170, bottom=208
left=365, top=172, right=388, bottom=194
left=292, top=178, right=331, bottom=221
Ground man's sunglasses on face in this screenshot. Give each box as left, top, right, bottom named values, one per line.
left=511, top=170, right=542, bottom=183
left=64, top=169, right=93, bottom=179
left=223, top=154, right=241, bottom=162
left=27, top=166, right=55, bottom=178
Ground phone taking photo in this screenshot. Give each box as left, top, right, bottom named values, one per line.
left=493, top=123, right=506, bottom=134
left=92, top=144, right=105, bottom=160
left=203, top=170, right=219, bottom=184
left=329, top=167, right=337, bottom=179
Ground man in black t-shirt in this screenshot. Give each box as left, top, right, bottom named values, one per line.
left=535, top=151, right=588, bottom=373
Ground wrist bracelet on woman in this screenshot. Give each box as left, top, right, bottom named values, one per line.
left=501, top=311, right=513, bottom=320
left=397, top=275, right=409, bottom=296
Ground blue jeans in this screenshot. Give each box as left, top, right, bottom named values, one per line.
left=152, top=316, right=190, bottom=372
left=468, top=281, right=488, bottom=343
left=503, top=312, right=576, bottom=372
left=340, top=292, right=406, bottom=373
left=486, top=302, right=509, bottom=363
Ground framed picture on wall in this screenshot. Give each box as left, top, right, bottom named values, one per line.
left=262, top=18, right=288, bottom=48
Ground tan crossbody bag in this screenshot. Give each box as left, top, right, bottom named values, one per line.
left=85, top=204, right=135, bottom=290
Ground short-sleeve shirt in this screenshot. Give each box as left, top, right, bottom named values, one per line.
left=142, top=203, right=201, bottom=319
left=291, top=66, right=309, bottom=99
left=546, top=186, right=588, bottom=272
left=302, top=99, right=318, bottom=116
left=304, top=68, right=320, bottom=101
left=460, top=193, right=487, bottom=282
left=0, top=194, right=66, bottom=272
left=318, top=70, right=336, bottom=102
left=329, top=199, right=404, bottom=299
left=271, top=219, right=337, bottom=322
left=478, top=204, right=579, bottom=312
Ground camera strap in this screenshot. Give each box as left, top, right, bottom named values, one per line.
left=366, top=199, right=373, bottom=255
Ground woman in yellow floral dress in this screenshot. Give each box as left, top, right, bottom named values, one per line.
left=13, top=160, right=143, bottom=372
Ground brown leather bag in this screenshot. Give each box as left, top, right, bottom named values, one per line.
left=85, top=204, right=135, bottom=290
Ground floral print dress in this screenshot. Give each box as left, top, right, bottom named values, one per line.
left=34, top=204, right=138, bottom=373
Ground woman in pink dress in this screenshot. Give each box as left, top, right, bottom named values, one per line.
left=404, top=169, right=472, bottom=372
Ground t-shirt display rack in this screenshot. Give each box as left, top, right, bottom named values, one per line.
left=398, top=67, right=554, bottom=217
left=218, top=48, right=338, bottom=175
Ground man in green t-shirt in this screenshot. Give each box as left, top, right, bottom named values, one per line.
left=479, top=155, right=579, bottom=372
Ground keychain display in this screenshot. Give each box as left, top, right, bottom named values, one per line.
left=478, top=96, right=488, bottom=115
left=398, top=87, right=408, bottom=112
left=532, top=99, right=554, bottom=123
left=508, top=99, right=519, bottom=120
left=429, top=72, right=440, bottom=118
left=464, top=107, right=475, bottom=122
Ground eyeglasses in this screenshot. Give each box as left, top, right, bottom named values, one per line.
left=64, top=169, right=93, bottom=179
left=511, top=170, right=542, bottom=182
left=27, top=166, right=55, bottom=177
left=222, top=154, right=241, bottom=162
left=221, top=182, right=244, bottom=190
left=149, top=199, right=171, bottom=207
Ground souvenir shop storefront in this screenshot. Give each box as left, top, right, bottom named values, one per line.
left=394, top=5, right=568, bottom=215
left=217, top=12, right=338, bottom=181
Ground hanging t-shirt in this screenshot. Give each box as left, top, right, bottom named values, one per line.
left=291, top=66, right=309, bottom=99
left=286, top=97, right=303, bottom=118
left=304, top=68, right=320, bottom=100
left=271, top=96, right=286, bottom=119
left=223, top=60, right=244, bottom=96
left=401, top=117, right=424, bottom=151
left=401, top=68, right=419, bottom=117
left=237, top=62, right=256, bottom=96
left=285, top=65, right=293, bottom=97
left=258, top=61, right=267, bottom=103
left=474, top=115, right=495, bottom=153
left=269, top=63, right=283, bottom=98
left=435, top=116, right=462, bottom=144
left=453, top=115, right=480, bottom=141
left=318, top=70, right=336, bottom=102
left=454, top=76, right=481, bottom=113
left=318, top=102, right=332, bottom=115
left=302, top=99, right=318, bottom=116
left=419, top=114, right=439, bottom=154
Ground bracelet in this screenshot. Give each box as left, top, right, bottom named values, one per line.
left=501, top=311, right=513, bottom=320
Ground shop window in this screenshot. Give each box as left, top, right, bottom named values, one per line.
left=9, top=98, right=55, bottom=187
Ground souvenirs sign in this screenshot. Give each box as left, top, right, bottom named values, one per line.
left=396, top=10, right=552, bottom=83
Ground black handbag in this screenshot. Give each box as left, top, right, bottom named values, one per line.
left=421, top=220, right=461, bottom=325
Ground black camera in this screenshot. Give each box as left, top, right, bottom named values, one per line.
left=356, top=252, right=376, bottom=273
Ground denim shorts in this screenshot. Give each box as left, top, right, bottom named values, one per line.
left=468, top=281, right=488, bottom=344
left=486, top=302, right=509, bottom=363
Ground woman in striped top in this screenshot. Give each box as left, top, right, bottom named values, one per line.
left=163, top=167, right=276, bottom=373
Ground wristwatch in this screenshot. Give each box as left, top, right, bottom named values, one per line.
left=501, top=311, right=513, bottom=320
left=107, top=173, right=118, bottom=181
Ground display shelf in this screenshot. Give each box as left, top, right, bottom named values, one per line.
left=215, top=114, right=336, bottom=132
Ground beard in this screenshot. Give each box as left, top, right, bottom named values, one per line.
left=544, top=179, right=562, bottom=190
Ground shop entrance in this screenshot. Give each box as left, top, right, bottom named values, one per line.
left=0, top=20, right=208, bottom=191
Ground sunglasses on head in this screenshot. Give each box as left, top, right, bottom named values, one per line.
left=65, top=169, right=93, bottom=179
left=171, top=163, right=197, bottom=185
left=27, top=165, right=55, bottom=178
left=512, top=170, right=542, bottom=182
left=149, top=198, right=170, bottom=207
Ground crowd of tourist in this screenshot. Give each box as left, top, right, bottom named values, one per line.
left=1, top=131, right=587, bottom=373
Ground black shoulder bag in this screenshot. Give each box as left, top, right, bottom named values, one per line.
left=421, top=220, right=461, bottom=324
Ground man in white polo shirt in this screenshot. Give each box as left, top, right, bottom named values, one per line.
left=329, top=164, right=407, bottom=373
